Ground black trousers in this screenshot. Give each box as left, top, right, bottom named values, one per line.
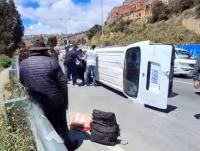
left=67, top=63, right=77, bottom=85
left=29, top=92, right=74, bottom=150
left=77, top=65, right=85, bottom=83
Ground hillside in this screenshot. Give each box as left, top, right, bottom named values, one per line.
left=87, top=8, right=200, bottom=46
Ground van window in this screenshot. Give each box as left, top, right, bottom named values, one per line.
left=123, top=47, right=141, bottom=98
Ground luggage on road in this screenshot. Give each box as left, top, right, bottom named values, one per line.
left=68, top=112, right=92, bottom=132
left=90, top=109, right=120, bottom=146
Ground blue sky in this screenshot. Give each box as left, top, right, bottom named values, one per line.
left=15, top=0, right=123, bottom=35
left=21, top=0, right=91, bottom=27
left=73, top=0, right=91, bottom=5
left=22, top=1, right=40, bottom=9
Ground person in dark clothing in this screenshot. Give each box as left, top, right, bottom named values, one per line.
left=77, top=49, right=86, bottom=85
left=65, top=45, right=78, bottom=85
left=168, top=46, right=175, bottom=97
left=193, top=56, right=200, bottom=89
left=47, top=36, right=59, bottom=60
left=64, top=45, right=70, bottom=80
left=19, top=48, right=29, bottom=64
left=19, top=38, right=78, bottom=151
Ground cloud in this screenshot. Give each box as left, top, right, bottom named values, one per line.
left=14, top=0, right=123, bottom=35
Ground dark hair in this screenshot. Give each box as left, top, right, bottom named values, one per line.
left=78, top=49, right=83, bottom=53
left=73, top=45, right=78, bottom=49
left=19, top=48, right=29, bottom=62
left=47, top=36, right=57, bottom=47
left=91, top=45, right=96, bottom=50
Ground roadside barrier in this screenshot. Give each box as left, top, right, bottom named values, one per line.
left=5, top=98, right=68, bottom=151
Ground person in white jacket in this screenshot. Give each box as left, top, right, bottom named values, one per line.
left=85, top=45, right=97, bottom=86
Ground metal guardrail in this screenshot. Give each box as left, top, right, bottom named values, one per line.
left=9, top=56, right=19, bottom=79
left=5, top=98, right=68, bottom=151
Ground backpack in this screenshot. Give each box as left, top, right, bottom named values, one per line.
left=90, top=109, right=120, bottom=146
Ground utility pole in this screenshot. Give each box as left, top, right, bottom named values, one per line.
left=65, top=19, right=69, bottom=45
left=101, top=0, right=104, bottom=47
left=60, top=18, right=69, bottom=45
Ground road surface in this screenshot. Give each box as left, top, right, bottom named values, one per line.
left=68, top=77, right=200, bottom=151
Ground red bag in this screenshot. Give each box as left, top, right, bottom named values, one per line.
left=68, top=113, right=92, bottom=132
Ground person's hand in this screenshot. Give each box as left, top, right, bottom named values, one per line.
left=194, top=80, right=200, bottom=89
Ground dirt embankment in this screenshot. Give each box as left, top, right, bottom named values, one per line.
left=182, top=18, right=200, bottom=35
left=0, top=68, right=10, bottom=111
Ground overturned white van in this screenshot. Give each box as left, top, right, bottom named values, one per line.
left=96, top=41, right=174, bottom=109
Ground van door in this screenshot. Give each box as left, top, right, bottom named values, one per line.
left=138, top=45, right=172, bottom=109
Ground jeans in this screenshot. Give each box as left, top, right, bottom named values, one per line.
left=85, top=65, right=96, bottom=85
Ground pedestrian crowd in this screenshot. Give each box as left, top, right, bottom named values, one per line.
left=19, top=37, right=98, bottom=87
left=62, top=44, right=97, bottom=86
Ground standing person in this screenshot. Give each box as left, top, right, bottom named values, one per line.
left=85, top=45, right=97, bottom=86
left=65, top=45, right=78, bottom=86
left=77, top=49, right=86, bottom=85
left=64, top=45, right=70, bottom=80
left=193, top=56, right=200, bottom=89
left=168, top=46, right=175, bottom=97
left=47, top=36, right=59, bottom=60
left=58, top=46, right=67, bottom=73
left=19, top=48, right=29, bottom=64
left=19, top=38, right=78, bottom=151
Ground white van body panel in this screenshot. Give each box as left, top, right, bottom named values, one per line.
left=96, top=47, right=125, bottom=91
left=96, top=41, right=173, bottom=109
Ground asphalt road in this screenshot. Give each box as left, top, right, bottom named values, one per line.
left=68, top=77, right=200, bottom=151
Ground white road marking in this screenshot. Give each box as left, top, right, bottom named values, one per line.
left=174, top=80, right=193, bottom=85
left=106, top=145, right=126, bottom=151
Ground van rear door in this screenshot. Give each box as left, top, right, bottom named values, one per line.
left=138, top=45, right=172, bottom=109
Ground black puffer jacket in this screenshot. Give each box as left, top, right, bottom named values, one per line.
left=20, top=52, right=68, bottom=106
left=193, top=56, right=200, bottom=81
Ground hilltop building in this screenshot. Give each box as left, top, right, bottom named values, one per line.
left=107, top=0, right=169, bottom=26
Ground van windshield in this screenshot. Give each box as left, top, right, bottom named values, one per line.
left=176, top=50, right=190, bottom=59
left=123, top=47, right=141, bottom=98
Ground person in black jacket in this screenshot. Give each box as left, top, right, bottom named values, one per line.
left=64, top=45, right=78, bottom=85
left=193, top=56, right=200, bottom=89
left=19, top=38, right=78, bottom=151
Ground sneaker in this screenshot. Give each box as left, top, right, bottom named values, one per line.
left=80, top=82, right=85, bottom=86
left=91, top=83, right=97, bottom=86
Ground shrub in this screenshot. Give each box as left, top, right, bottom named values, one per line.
left=152, top=1, right=169, bottom=22
left=0, top=54, right=12, bottom=70
left=111, top=20, right=131, bottom=33
left=4, top=78, right=26, bottom=99
left=179, top=0, right=194, bottom=11
left=168, top=0, right=194, bottom=14
left=0, top=78, right=34, bottom=150
left=0, top=107, right=36, bottom=151
left=168, top=0, right=180, bottom=14
left=196, top=5, right=200, bottom=18
left=147, top=16, right=155, bottom=24
left=86, top=25, right=102, bottom=40
left=193, top=0, right=200, bottom=5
